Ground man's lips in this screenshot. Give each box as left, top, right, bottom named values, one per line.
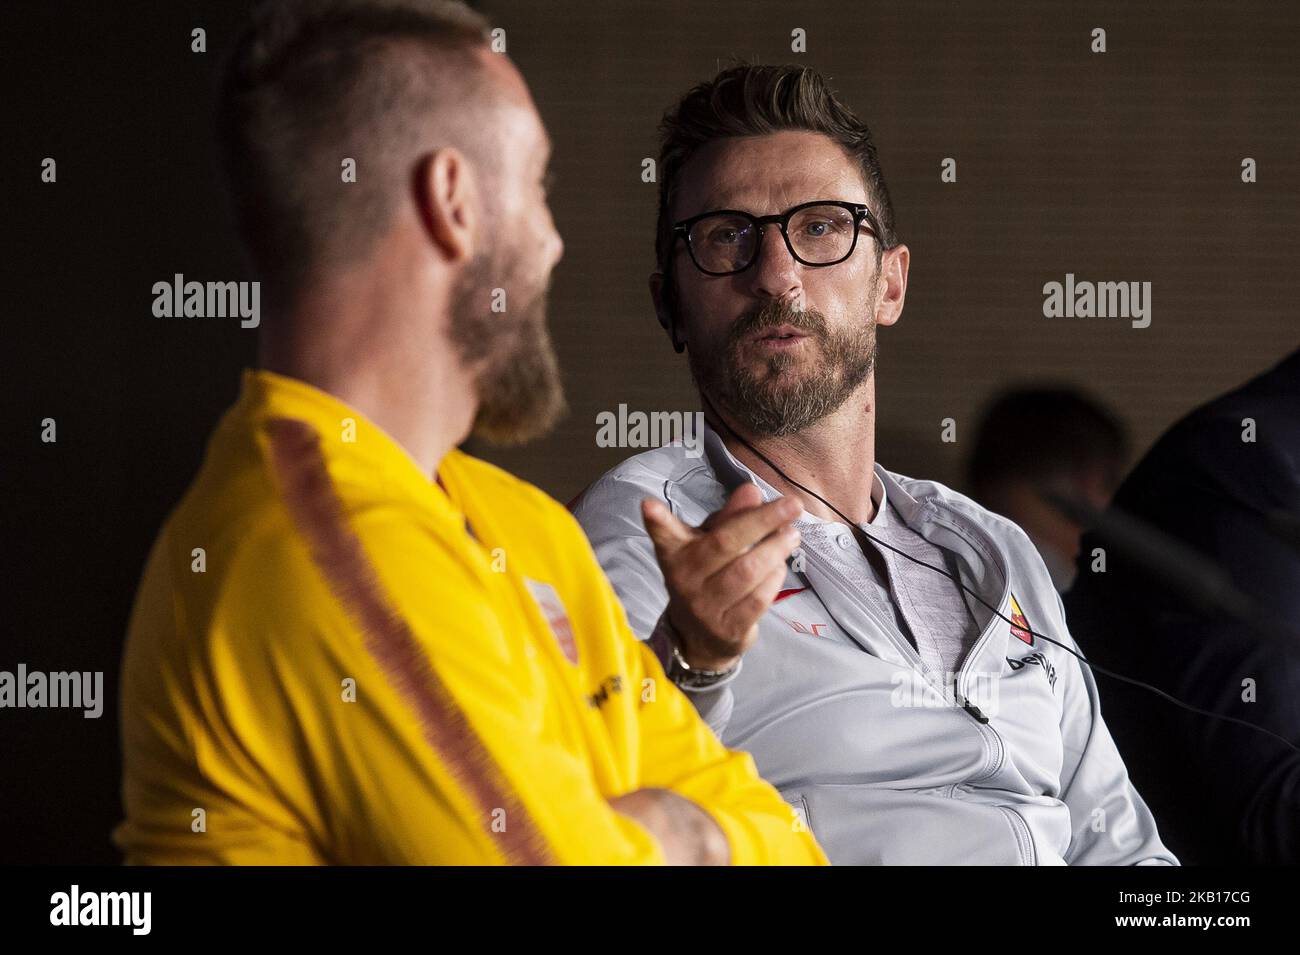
left=749, top=324, right=812, bottom=350
left=752, top=324, right=810, bottom=343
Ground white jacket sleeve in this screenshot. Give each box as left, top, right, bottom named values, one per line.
left=572, top=480, right=737, bottom=736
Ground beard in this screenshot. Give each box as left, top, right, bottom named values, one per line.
left=686, top=294, right=879, bottom=437
left=448, top=253, right=566, bottom=446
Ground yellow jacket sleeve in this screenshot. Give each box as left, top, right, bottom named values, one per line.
left=208, top=514, right=674, bottom=865
left=626, top=635, right=829, bottom=865
left=555, top=507, right=828, bottom=866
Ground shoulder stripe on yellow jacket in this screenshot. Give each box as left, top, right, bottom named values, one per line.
left=265, top=415, right=551, bottom=865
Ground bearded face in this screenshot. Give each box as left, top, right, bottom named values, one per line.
left=448, top=242, right=566, bottom=447
left=685, top=291, right=879, bottom=437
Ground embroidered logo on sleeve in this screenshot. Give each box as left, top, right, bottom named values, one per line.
left=524, top=579, right=579, bottom=665
left=1008, top=593, right=1034, bottom=646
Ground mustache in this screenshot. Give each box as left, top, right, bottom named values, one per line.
left=727, top=300, right=828, bottom=344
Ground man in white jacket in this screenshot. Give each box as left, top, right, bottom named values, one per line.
left=572, top=63, right=1176, bottom=865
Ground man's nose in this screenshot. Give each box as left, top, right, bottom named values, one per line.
left=747, top=226, right=802, bottom=302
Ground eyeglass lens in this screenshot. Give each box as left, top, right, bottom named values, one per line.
left=688, top=204, right=859, bottom=273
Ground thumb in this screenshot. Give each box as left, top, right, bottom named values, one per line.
left=641, top=498, right=694, bottom=553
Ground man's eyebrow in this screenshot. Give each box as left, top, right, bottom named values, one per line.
left=697, top=193, right=741, bottom=210
left=673, top=195, right=740, bottom=220
left=685, top=193, right=870, bottom=216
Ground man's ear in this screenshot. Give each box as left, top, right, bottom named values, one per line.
left=874, top=242, right=910, bottom=328
left=416, top=148, right=478, bottom=264
left=649, top=271, right=670, bottom=331
left=649, top=271, right=686, bottom=353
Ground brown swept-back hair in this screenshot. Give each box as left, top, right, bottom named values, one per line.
left=216, top=0, right=490, bottom=303
left=654, top=64, right=901, bottom=277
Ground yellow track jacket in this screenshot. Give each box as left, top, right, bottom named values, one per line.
left=114, top=370, right=827, bottom=865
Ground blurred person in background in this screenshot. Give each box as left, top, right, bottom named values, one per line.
left=967, top=387, right=1129, bottom=593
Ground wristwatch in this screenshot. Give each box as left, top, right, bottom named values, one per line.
left=662, top=618, right=741, bottom=690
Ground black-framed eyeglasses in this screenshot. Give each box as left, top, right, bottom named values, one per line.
left=672, top=200, right=880, bottom=277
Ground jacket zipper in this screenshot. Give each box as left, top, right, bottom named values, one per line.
left=802, top=528, right=1007, bottom=739
left=779, top=484, right=1035, bottom=862
left=803, top=515, right=1020, bottom=793
left=799, top=545, right=930, bottom=675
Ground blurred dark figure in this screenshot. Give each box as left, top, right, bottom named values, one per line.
left=968, top=387, right=1129, bottom=592
left=1065, top=349, right=1300, bottom=865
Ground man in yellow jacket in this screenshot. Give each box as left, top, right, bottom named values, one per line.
left=114, top=0, right=824, bottom=866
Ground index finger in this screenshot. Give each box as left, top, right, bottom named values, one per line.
left=700, top=482, right=764, bottom=532
left=690, top=495, right=801, bottom=576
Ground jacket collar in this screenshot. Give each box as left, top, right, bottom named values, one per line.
left=700, top=421, right=927, bottom=528
left=234, top=368, right=466, bottom=526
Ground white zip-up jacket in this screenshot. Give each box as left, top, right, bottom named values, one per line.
left=572, top=426, right=1178, bottom=865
